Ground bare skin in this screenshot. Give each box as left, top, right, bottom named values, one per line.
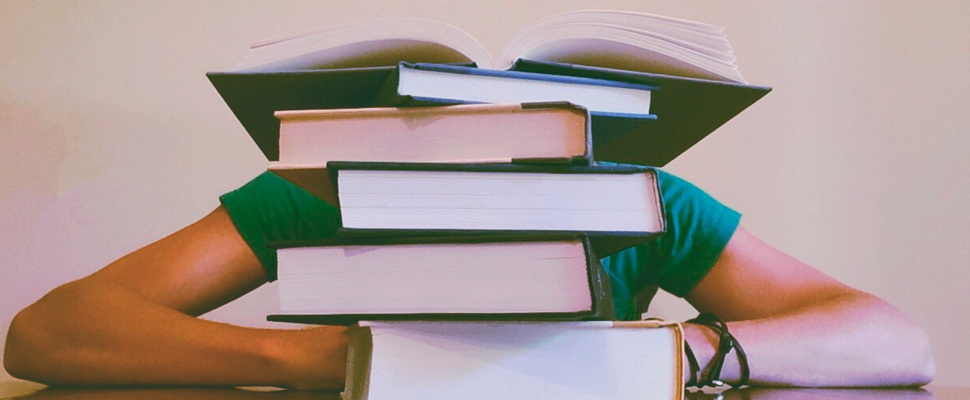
left=3, top=206, right=934, bottom=390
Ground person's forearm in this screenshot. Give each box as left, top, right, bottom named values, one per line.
left=684, top=291, right=934, bottom=387
left=4, top=279, right=346, bottom=389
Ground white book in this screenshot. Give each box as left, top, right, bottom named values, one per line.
left=269, top=102, right=591, bottom=167
left=264, top=163, right=665, bottom=259
left=343, top=320, right=685, bottom=400
left=384, top=62, right=654, bottom=117
left=329, top=163, right=664, bottom=236
left=272, top=236, right=614, bottom=322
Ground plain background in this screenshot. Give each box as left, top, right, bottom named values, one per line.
left=1, top=0, right=968, bottom=386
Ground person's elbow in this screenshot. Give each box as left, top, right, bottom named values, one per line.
left=860, top=292, right=935, bottom=386
left=4, top=282, right=85, bottom=383
left=890, top=319, right=935, bottom=386
left=905, top=321, right=935, bottom=386
left=5, top=305, right=45, bottom=381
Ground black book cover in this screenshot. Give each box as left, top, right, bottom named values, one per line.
left=268, top=234, right=615, bottom=325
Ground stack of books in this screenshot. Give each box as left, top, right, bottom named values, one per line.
left=210, top=10, right=770, bottom=400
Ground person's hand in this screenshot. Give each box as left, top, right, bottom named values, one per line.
left=269, top=325, right=349, bottom=391
left=682, top=322, right=721, bottom=386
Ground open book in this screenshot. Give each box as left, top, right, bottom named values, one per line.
left=233, top=10, right=745, bottom=83
left=209, top=10, right=769, bottom=166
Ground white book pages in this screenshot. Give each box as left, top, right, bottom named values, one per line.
left=345, top=321, right=682, bottom=400
left=277, top=240, right=593, bottom=314
left=503, top=23, right=735, bottom=64
left=232, top=10, right=744, bottom=82
left=337, top=170, right=662, bottom=233
left=274, top=103, right=589, bottom=165
left=396, top=67, right=653, bottom=115
left=234, top=18, right=493, bottom=71
left=505, top=28, right=742, bottom=82
left=499, top=10, right=733, bottom=66
left=526, top=10, right=725, bottom=35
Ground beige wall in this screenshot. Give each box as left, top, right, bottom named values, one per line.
left=2, top=0, right=967, bottom=385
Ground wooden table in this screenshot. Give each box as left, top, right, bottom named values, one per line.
left=0, top=381, right=963, bottom=400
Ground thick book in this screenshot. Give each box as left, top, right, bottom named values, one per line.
left=307, top=161, right=665, bottom=257
left=207, top=11, right=770, bottom=166
left=268, top=234, right=614, bottom=325
left=343, top=320, right=685, bottom=400
left=377, top=62, right=656, bottom=118
left=269, top=102, right=593, bottom=169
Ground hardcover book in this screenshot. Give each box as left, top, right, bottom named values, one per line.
left=343, top=320, right=685, bottom=400
left=310, top=161, right=665, bottom=257
left=207, top=10, right=770, bottom=166
left=269, top=102, right=593, bottom=168
left=268, top=234, right=614, bottom=325
left=377, top=62, right=656, bottom=118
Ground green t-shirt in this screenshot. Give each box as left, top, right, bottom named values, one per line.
left=220, top=169, right=740, bottom=321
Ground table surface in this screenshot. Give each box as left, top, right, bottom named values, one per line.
left=0, top=381, right=963, bottom=400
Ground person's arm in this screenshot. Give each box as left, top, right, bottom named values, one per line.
left=4, top=208, right=935, bottom=389
left=3, top=207, right=345, bottom=390
left=680, top=226, right=934, bottom=387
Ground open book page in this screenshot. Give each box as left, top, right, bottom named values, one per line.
left=504, top=25, right=734, bottom=61
left=233, top=18, right=494, bottom=71
left=232, top=10, right=744, bottom=82
left=509, top=33, right=743, bottom=83
left=563, top=10, right=726, bottom=35
left=499, top=10, right=743, bottom=82
left=500, top=10, right=731, bottom=56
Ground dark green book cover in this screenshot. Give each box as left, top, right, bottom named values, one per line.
left=207, top=60, right=769, bottom=166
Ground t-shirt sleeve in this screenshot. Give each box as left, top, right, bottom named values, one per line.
left=601, top=169, right=741, bottom=319
left=219, top=171, right=342, bottom=281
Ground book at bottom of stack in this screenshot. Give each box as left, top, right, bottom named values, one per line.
left=344, top=319, right=685, bottom=400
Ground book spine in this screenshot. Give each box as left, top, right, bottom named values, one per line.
left=372, top=65, right=404, bottom=106
left=327, top=161, right=650, bottom=174
left=519, top=101, right=594, bottom=163
left=583, top=236, right=616, bottom=320
left=342, top=325, right=373, bottom=400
